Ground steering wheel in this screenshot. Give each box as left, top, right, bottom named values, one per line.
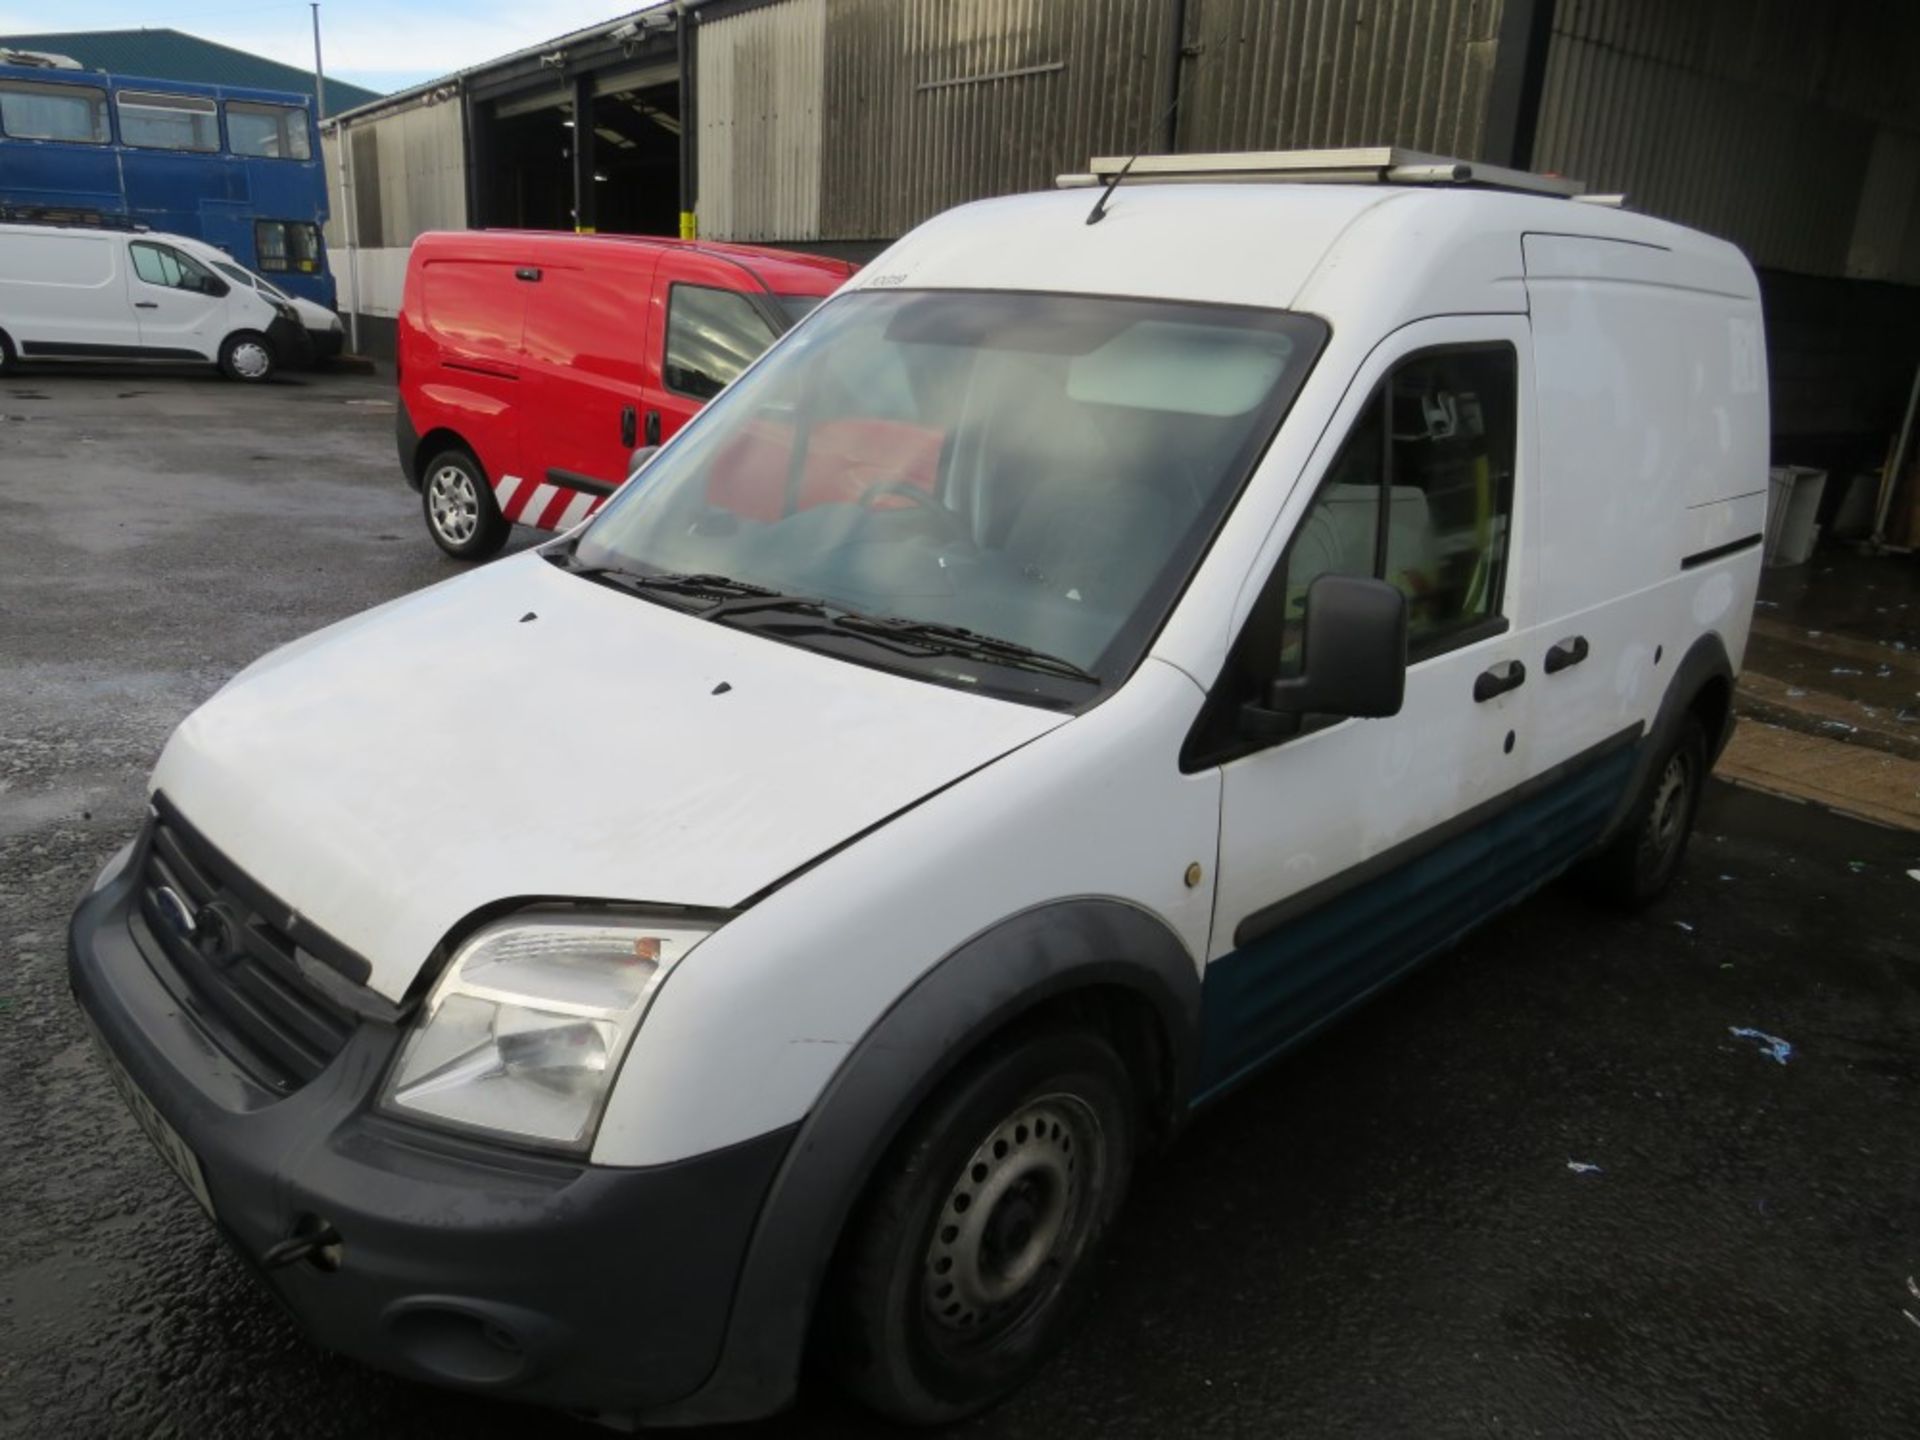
left=857, top=478, right=974, bottom=548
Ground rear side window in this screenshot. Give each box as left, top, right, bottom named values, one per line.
left=0, top=80, right=109, bottom=143
left=665, top=284, right=778, bottom=400
left=117, top=90, right=219, bottom=152
left=226, top=100, right=311, bottom=159
left=255, top=220, right=322, bottom=274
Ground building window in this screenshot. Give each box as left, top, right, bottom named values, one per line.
left=0, top=80, right=109, bottom=143
left=117, top=90, right=220, bottom=152
left=664, top=285, right=778, bottom=400
left=254, top=220, right=323, bottom=274
left=226, top=100, right=311, bottom=160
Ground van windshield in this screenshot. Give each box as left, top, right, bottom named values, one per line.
left=571, top=289, right=1326, bottom=706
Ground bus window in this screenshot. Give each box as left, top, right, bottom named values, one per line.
left=117, top=90, right=219, bottom=152
left=256, top=220, right=323, bottom=274
left=226, top=101, right=311, bottom=160
left=0, top=80, right=109, bottom=143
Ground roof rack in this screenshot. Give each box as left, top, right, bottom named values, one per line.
left=1056, top=147, right=1589, bottom=199
left=0, top=204, right=148, bottom=232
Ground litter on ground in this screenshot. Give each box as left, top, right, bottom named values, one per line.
left=1566, top=1160, right=1604, bottom=1175
left=1729, top=1027, right=1793, bottom=1065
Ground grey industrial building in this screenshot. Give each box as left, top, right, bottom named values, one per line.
left=322, top=0, right=1920, bottom=473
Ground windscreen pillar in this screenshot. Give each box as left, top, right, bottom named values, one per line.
left=572, top=75, right=597, bottom=234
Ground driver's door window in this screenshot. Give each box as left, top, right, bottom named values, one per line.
left=130, top=243, right=216, bottom=295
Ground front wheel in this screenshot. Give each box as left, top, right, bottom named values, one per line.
left=826, top=1027, right=1137, bottom=1425
left=218, top=330, right=276, bottom=383
left=421, top=448, right=508, bottom=560
left=1580, top=715, right=1708, bottom=909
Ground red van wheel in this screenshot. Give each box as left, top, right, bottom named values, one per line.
left=422, top=449, right=508, bottom=560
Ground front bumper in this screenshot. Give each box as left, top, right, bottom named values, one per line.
left=68, top=842, right=795, bottom=1419
left=309, top=327, right=346, bottom=362
left=267, top=314, right=317, bottom=370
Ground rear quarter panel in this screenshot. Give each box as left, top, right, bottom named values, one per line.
left=399, top=243, right=526, bottom=490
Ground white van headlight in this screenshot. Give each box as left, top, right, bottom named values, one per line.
left=380, top=909, right=712, bottom=1150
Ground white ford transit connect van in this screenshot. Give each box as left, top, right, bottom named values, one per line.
left=70, top=151, right=1766, bottom=1427
left=0, top=220, right=312, bottom=381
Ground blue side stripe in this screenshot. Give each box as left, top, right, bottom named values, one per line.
left=1195, top=743, right=1637, bottom=1102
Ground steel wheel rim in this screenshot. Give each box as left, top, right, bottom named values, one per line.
left=427, top=465, right=480, bottom=544
left=1641, top=751, right=1693, bottom=869
left=922, top=1093, right=1097, bottom=1338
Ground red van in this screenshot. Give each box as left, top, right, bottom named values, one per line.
left=395, top=231, right=856, bottom=558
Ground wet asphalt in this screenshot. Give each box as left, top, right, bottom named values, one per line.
left=2, top=367, right=1918, bottom=1438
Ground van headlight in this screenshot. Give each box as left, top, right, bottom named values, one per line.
left=380, top=909, right=713, bottom=1151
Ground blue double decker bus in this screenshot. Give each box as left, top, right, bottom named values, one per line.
left=0, top=60, right=335, bottom=308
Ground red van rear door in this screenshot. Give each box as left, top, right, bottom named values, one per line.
left=641, top=250, right=784, bottom=453
left=518, top=249, right=655, bottom=526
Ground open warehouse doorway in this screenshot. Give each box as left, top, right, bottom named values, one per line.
left=471, top=61, right=681, bottom=236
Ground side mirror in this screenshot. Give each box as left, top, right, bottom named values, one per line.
left=627, top=445, right=660, bottom=480
left=201, top=275, right=230, bottom=298
left=1241, top=573, right=1407, bottom=738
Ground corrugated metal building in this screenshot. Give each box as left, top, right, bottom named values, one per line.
left=323, top=0, right=1920, bottom=461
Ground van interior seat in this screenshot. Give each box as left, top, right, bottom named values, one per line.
left=706, top=417, right=944, bottom=522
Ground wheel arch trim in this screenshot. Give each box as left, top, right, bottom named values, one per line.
left=644, top=898, right=1202, bottom=1425
left=1597, top=629, right=1734, bottom=848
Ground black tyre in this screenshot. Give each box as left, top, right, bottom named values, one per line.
left=218, top=330, right=276, bottom=383
left=0, top=329, right=15, bottom=375
left=826, top=1027, right=1137, bottom=1425
left=421, top=447, right=508, bottom=560
left=1581, top=715, right=1708, bottom=909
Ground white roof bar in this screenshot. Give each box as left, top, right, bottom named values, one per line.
left=1057, top=147, right=1588, bottom=199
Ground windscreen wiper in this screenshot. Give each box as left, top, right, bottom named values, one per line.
left=829, top=614, right=1101, bottom=684
left=557, top=557, right=802, bottom=612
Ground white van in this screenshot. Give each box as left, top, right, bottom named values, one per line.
left=0, top=221, right=312, bottom=381
left=167, top=232, right=346, bottom=364
left=69, top=151, right=1766, bottom=1427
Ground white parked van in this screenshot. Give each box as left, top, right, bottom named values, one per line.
left=70, top=151, right=1766, bottom=1427
left=168, top=232, right=346, bottom=364
left=0, top=220, right=312, bottom=381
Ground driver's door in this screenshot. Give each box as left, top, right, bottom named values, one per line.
left=1196, top=315, right=1541, bottom=1097
left=127, top=240, right=226, bottom=358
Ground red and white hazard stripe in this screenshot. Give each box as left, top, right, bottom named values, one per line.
left=493, top=475, right=605, bottom=533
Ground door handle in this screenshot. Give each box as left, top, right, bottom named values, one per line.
left=134, top=301, right=159, bottom=309
left=1544, top=635, right=1590, bottom=674
left=1473, top=659, right=1526, bottom=703
left=514, top=266, right=542, bottom=282
left=620, top=405, right=637, bottom=448
left=643, top=409, right=661, bottom=446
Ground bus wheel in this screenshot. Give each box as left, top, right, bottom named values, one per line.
left=422, top=449, right=508, bottom=560
left=219, top=331, right=276, bottom=384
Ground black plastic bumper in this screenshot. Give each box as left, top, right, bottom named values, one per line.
left=68, top=859, right=797, bottom=1420
left=309, top=327, right=346, bottom=362
left=268, top=314, right=316, bottom=370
